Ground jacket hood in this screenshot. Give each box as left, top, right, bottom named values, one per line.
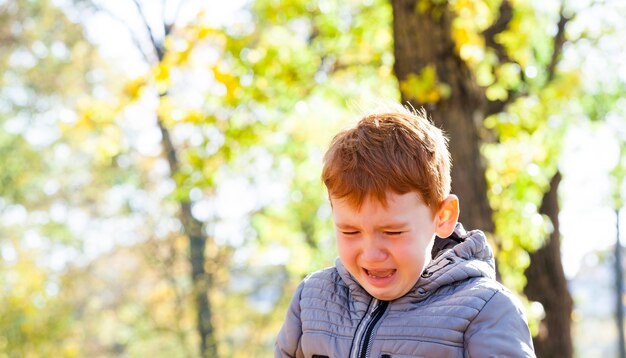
left=336, top=223, right=495, bottom=303
left=412, top=223, right=495, bottom=299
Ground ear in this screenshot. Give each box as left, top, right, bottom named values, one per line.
left=434, top=195, right=459, bottom=238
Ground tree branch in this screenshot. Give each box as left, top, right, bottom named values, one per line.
left=89, top=4, right=154, bottom=64
left=546, top=3, right=570, bottom=83
left=164, top=0, right=186, bottom=37
left=132, top=0, right=164, bottom=61
left=484, top=0, right=571, bottom=117
left=482, top=0, right=514, bottom=63
left=482, top=0, right=526, bottom=117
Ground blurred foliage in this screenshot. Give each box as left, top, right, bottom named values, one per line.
left=0, top=0, right=98, bottom=356
left=1, top=0, right=626, bottom=356
left=461, top=0, right=580, bottom=293
left=7, top=0, right=398, bottom=355
left=400, top=64, right=451, bottom=104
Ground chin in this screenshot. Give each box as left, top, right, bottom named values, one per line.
left=368, top=289, right=402, bottom=301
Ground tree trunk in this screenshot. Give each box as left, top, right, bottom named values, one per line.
left=391, top=0, right=493, bottom=233
left=157, top=116, right=217, bottom=357
left=89, top=2, right=219, bottom=354
left=524, top=171, right=573, bottom=358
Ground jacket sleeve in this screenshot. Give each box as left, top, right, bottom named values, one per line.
left=275, top=281, right=305, bottom=358
left=464, top=289, right=536, bottom=358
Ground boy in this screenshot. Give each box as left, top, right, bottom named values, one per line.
left=275, top=104, right=535, bottom=357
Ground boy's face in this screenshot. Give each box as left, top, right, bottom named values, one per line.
left=332, top=191, right=450, bottom=301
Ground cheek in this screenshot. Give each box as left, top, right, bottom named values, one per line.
left=393, top=238, right=429, bottom=264
left=392, top=244, right=416, bottom=263
left=336, top=237, right=354, bottom=256
left=337, top=238, right=363, bottom=266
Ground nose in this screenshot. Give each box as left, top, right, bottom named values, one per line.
left=360, top=235, right=388, bottom=263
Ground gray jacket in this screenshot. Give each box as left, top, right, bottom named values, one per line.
left=275, top=225, right=535, bottom=358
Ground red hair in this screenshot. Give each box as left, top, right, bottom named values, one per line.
left=322, top=106, right=451, bottom=213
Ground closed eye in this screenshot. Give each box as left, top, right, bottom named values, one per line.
left=384, top=231, right=404, bottom=236
left=341, top=231, right=359, bottom=235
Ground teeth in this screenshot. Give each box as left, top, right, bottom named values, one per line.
left=366, top=269, right=395, bottom=278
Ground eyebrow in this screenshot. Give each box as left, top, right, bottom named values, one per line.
left=378, top=223, right=408, bottom=230
left=335, top=223, right=409, bottom=230
left=335, top=223, right=360, bottom=230
left=378, top=226, right=407, bottom=231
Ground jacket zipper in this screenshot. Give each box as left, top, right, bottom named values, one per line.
left=350, top=299, right=389, bottom=358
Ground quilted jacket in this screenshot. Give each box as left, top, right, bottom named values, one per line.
left=275, top=224, right=535, bottom=358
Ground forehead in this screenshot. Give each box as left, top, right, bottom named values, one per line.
left=331, top=191, right=427, bottom=216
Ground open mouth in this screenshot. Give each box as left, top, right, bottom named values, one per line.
left=364, top=268, right=396, bottom=278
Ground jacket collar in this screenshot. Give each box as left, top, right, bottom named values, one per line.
left=410, top=226, right=495, bottom=300
left=335, top=223, right=495, bottom=303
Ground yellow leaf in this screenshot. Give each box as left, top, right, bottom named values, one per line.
left=399, top=65, right=450, bottom=104
left=486, top=84, right=508, bottom=101
left=122, top=76, right=147, bottom=101
left=151, top=63, right=171, bottom=94
left=157, top=97, right=175, bottom=124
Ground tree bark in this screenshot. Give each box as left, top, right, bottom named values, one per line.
left=524, top=171, right=573, bottom=358
left=391, top=0, right=493, bottom=233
